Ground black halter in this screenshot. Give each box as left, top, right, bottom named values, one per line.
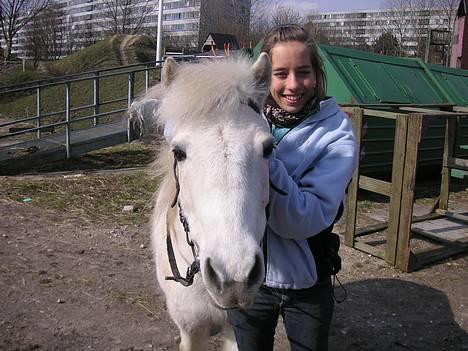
left=164, top=100, right=278, bottom=287
left=165, top=156, right=200, bottom=287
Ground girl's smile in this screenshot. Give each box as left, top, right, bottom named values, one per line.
left=270, top=41, right=316, bottom=114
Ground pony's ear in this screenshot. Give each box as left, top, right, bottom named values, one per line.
left=162, top=57, right=179, bottom=87
left=251, top=53, right=271, bottom=104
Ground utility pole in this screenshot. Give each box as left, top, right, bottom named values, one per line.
left=156, top=0, right=164, bottom=65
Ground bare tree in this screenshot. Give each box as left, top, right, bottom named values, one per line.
left=434, top=0, right=459, bottom=64
left=0, top=0, right=49, bottom=61
left=270, top=5, right=303, bottom=27
left=22, top=3, right=64, bottom=64
left=198, top=0, right=252, bottom=49
left=99, top=0, right=153, bottom=35
left=249, top=0, right=274, bottom=45
left=381, top=0, right=454, bottom=57
left=381, top=0, right=414, bottom=56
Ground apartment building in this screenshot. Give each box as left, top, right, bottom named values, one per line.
left=6, top=0, right=250, bottom=58
left=309, top=8, right=452, bottom=57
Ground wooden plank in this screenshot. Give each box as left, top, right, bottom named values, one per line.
left=447, top=157, right=468, bottom=171
left=395, top=113, right=423, bottom=271
left=354, top=240, right=386, bottom=259
left=440, top=118, right=457, bottom=210
left=355, top=212, right=443, bottom=237
left=385, top=116, right=408, bottom=265
left=363, top=109, right=407, bottom=120
left=452, top=106, right=468, bottom=113
left=341, top=106, right=354, bottom=114
left=398, top=106, right=457, bottom=116
left=435, top=209, right=468, bottom=224
left=345, top=108, right=363, bottom=247
left=359, top=176, right=391, bottom=197
left=412, top=227, right=468, bottom=247
left=415, top=246, right=468, bottom=269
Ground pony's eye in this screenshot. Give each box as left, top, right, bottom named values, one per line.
left=263, top=142, right=275, bottom=158
left=173, top=147, right=187, bottom=162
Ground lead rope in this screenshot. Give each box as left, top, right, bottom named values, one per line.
left=332, top=274, right=347, bottom=303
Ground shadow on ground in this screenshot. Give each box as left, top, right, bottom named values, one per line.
left=330, top=278, right=468, bottom=351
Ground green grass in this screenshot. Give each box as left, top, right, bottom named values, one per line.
left=0, top=34, right=158, bottom=128
left=26, top=142, right=157, bottom=173
left=0, top=170, right=159, bottom=225
left=0, top=69, right=51, bottom=88
left=46, top=35, right=123, bottom=75
left=0, top=64, right=159, bottom=128
left=0, top=142, right=159, bottom=225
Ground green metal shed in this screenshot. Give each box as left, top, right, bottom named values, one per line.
left=317, top=44, right=453, bottom=106
left=316, top=44, right=468, bottom=175
left=252, top=41, right=468, bottom=175
left=427, top=63, right=468, bottom=106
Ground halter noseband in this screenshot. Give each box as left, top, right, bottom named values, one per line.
left=164, top=100, right=269, bottom=287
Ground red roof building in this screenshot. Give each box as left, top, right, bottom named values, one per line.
left=450, top=0, right=468, bottom=68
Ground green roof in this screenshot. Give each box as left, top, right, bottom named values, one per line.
left=427, top=63, right=468, bottom=106
left=318, top=44, right=452, bottom=105
left=252, top=41, right=468, bottom=107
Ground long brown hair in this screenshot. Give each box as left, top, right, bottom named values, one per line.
left=260, top=24, right=326, bottom=99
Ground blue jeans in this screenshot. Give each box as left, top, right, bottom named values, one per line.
left=227, top=279, right=334, bottom=351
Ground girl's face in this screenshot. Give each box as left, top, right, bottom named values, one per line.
left=270, top=41, right=316, bottom=114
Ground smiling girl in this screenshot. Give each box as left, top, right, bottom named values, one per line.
left=227, top=25, right=358, bottom=351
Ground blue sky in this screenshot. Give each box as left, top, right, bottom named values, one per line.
left=280, top=0, right=382, bottom=13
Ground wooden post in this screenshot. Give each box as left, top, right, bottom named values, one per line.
left=439, top=117, right=457, bottom=210
left=344, top=107, right=363, bottom=247
left=395, top=113, right=423, bottom=271
left=385, top=115, right=409, bottom=265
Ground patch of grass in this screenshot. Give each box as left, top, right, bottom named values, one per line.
left=0, top=34, right=158, bottom=124
left=0, top=71, right=150, bottom=122
left=26, top=142, right=157, bottom=173
left=46, top=35, right=123, bottom=76
left=0, top=69, right=51, bottom=88
left=0, top=170, right=160, bottom=225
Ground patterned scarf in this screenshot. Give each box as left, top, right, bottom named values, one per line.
left=263, top=95, right=319, bottom=128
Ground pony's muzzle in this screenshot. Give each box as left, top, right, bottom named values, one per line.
left=202, top=253, right=264, bottom=309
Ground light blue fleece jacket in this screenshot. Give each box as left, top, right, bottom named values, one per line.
left=265, top=97, right=357, bottom=289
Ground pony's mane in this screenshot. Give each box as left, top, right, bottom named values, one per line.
left=154, top=56, right=264, bottom=127
left=145, top=57, right=266, bottom=186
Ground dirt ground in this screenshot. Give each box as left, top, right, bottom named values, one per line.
left=0, top=171, right=467, bottom=351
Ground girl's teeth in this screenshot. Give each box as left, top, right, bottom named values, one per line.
left=285, top=95, right=300, bottom=102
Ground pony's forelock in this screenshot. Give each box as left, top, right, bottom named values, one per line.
left=157, top=57, right=264, bottom=127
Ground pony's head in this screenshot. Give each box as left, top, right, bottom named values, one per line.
left=159, top=54, right=273, bottom=309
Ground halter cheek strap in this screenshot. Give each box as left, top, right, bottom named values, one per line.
left=165, top=155, right=200, bottom=287
left=165, top=100, right=268, bottom=287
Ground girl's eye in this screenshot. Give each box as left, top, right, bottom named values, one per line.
left=274, top=72, right=287, bottom=79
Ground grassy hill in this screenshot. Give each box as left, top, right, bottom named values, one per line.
left=0, top=35, right=158, bottom=132
left=45, top=34, right=156, bottom=76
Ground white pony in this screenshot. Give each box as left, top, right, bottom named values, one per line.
left=133, top=54, right=273, bottom=350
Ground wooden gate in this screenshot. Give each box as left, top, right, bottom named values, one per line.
left=343, top=106, right=468, bottom=272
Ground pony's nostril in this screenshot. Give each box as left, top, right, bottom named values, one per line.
left=204, top=257, right=223, bottom=293
left=247, top=253, right=264, bottom=288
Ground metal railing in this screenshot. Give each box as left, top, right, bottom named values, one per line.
left=0, top=60, right=165, bottom=158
